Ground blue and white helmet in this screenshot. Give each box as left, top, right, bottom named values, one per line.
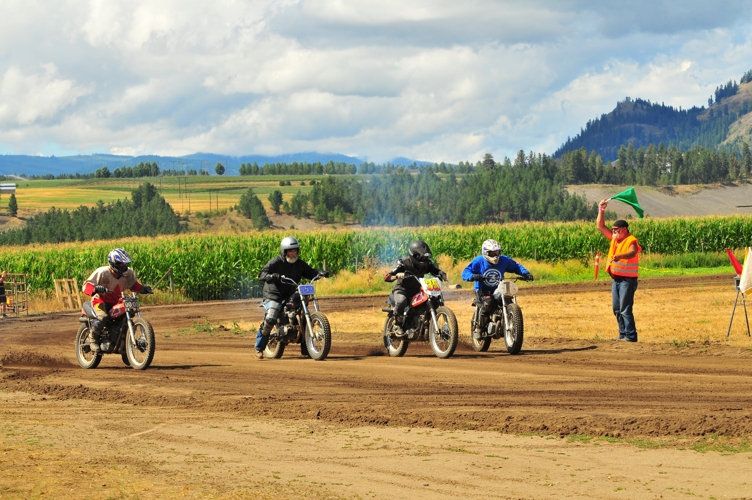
left=482, top=239, right=502, bottom=265
left=107, top=248, right=132, bottom=276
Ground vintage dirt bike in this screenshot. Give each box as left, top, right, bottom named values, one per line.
left=262, top=275, right=332, bottom=361
left=469, top=275, right=529, bottom=354
left=75, top=290, right=156, bottom=370
left=382, top=273, right=459, bottom=359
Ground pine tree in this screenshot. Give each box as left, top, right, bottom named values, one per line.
left=8, top=193, right=17, bottom=217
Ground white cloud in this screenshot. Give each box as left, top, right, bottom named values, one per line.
left=0, top=64, right=90, bottom=126
left=0, top=0, right=751, bottom=162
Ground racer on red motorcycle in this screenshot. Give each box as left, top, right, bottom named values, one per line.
left=384, top=240, right=447, bottom=337
left=255, top=236, right=329, bottom=359
left=82, top=248, right=152, bottom=352
left=462, top=239, right=533, bottom=334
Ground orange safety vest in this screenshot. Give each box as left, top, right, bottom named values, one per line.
left=606, top=234, right=641, bottom=278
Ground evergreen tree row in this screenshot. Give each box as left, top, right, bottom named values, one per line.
left=559, top=143, right=752, bottom=185
left=278, top=153, right=598, bottom=226
left=0, top=183, right=182, bottom=246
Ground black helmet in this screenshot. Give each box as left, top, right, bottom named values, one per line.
left=408, top=240, right=432, bottom=265
left=280, top=236, right=300, bottom=255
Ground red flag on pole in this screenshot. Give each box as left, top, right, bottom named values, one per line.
left=726, top=248, right=743, bottom=275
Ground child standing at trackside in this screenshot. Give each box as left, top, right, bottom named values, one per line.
left=0, top=271, right=7, bottom=318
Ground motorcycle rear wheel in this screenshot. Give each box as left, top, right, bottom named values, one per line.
left=470, top=307, right=491, bottom=352
left=126, top=317, right=156, bottom=370
left=383, top=315, right=408, bottom=357
left=504, top=303, right=524, bottom=355
left=75, top=324, right=102, bottom=369
left=430, top=306, right=459, bottom=359
left=305, top=312, right=331, bottom=361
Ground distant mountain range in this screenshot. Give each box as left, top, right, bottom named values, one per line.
left=0, top=152, right=432, bottom=177
left=555, top=69, right=752, bottom=161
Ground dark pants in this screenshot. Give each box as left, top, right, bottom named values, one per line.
left=391, top=290, right=412, bottom=322
left=612, top=277, right=638, bottom=341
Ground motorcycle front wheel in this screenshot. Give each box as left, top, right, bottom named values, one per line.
left=383, top=315, right=408, bottom=357
left=126, top=317, right=156, bottom=370
left=504, top=303, right=524, bottom=355
left=430, top=306, right=459, bottom=359
left=470, top=307, right=491, bottom=352
left=305, top=312, right=331, bottom=361
left=75, top=323, right=102, bottom=369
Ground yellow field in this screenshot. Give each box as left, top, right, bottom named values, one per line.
left=10, top=177, right=320, bottom=215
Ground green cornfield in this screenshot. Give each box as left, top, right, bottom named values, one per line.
left=1, top=214, right=750, bottom=299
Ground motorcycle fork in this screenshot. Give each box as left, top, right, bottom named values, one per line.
left=301, top=297, right=314, bottom=341
left=428, top=302, right=440, bottom=333
left=500, top=294, right=512, bottom=334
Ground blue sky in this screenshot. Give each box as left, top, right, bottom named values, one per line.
left=1, top=0, right=751, bottom=163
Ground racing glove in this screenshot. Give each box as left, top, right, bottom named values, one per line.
left=140, top=285, right=154, bottom=294
left=439, top=271, right=448, bottom=282
left=265, top=273, right=280, bottom=283
left=523, top=273, right=534, bottom=282
left=471, top=274, right=484, bottom=282
left=318, top=270, right=330, bottom=278
left=94, top=285, right=107, bottom=295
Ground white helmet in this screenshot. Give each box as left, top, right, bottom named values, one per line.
left=482, top=239, right=501, bottom=265
left=107, top=248, right=132, bottom=277
left=280, top=236, right=300, bottom=263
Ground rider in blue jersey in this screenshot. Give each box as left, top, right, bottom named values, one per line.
left=462, top=239, right=533, bottom=329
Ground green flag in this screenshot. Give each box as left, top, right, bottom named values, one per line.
left=608, top=187, right=644, bottom=219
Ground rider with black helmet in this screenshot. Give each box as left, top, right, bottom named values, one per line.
left=254, top=236, right=329, bottom=359
left=384, top=240, right=448, bottom=337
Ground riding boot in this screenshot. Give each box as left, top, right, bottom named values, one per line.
left=392, top=316, right=406, bottom=338
left=87, top=320, right=104, bottom=352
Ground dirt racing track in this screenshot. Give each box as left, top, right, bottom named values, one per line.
left=2, top=274, right=752, bottom=499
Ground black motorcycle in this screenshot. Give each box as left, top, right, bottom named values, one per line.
left=382, top=272, right=458, bottom=359
left=75, top=290, right=155, bottom=370
left=262, top=275, right=332, bottom=361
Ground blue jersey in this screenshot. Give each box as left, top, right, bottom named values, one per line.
left=462, top=255, right=529, bottom=292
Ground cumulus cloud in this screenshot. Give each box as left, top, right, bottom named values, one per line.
left=0, top=0, right=751, bottom=161
left=0, top=64, right=90, bottom=126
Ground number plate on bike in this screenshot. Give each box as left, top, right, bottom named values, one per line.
left=298, top=284, right=315, bottom=296
left=423, top=278, right=440, bottom=291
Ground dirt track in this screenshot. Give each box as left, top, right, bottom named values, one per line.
left=2, top=274, right=752, bottom=499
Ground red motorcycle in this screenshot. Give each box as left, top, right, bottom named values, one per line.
left=75, top=291, right=155, bottom=370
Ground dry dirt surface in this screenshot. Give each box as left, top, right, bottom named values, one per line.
left=2, top=276, right=752, bottom=499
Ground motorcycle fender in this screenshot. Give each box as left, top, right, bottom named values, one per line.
left=411, top=290, right=428, bottom=307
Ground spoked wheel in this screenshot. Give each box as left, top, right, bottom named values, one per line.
left=470, top=307, right=491, bottom=352
left=504, top=303, right=524, bottom=355
left=264, top=334, right=286, bottom=359
left=305, top=312, right=332, bottom=361
left=383, top=315, right=408, bottom=357
left=126, top=317, right=156, bottom=370
left=75, top=324, right=102, bottom=369
left=430, top=306, right=459, bottom=359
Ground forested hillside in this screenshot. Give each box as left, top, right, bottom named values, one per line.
left=555, top=69, right=752, bottom=161
left=0, top=183, right=181, bottom=246
left=279, top=152, right=598, bottom=226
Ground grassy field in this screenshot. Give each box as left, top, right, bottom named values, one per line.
left=10, top=176, right=326, bottom=215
